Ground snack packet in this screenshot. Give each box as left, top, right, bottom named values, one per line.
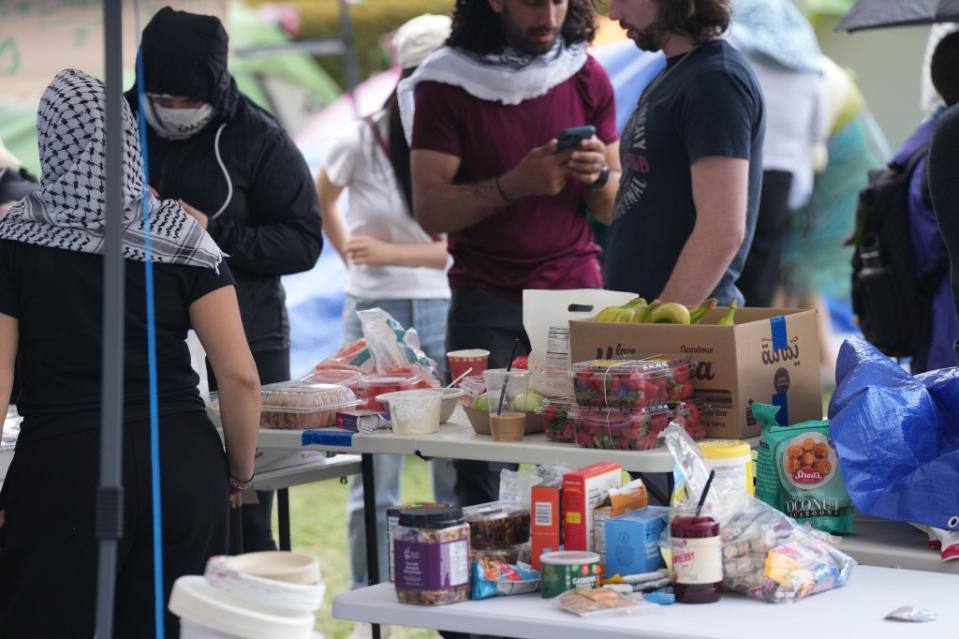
left=469, top=560, right=541, bottom=600
left=754, top=403, right=854, bottom=534
left=557, top=588, right=646, bottom=617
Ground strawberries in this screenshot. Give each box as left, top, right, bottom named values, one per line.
left=510, top=355, right=529, bottom=370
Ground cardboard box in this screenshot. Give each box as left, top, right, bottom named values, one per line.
left=604, top=506, right=670, bottom=578
left=563, top=462, right=623, bottom=552
left=569, top=307, right=823, bottom=438
left=531, top=484, right=562, bottom=571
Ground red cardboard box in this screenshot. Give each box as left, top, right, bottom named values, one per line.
left=562, top=462, right=623, bottom=552
left=531, top=484, right=562, bottom=571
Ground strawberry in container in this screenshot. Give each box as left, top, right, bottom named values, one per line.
left=573, top=405, right=671, bottom=451
left=643, top=355, right=695, bottom=402
left=355, top=375, right=419, bottom=411
left=669, top=398, right=708, bottom=440
left=570, top=360, right=671, bottom=410
left=538, top=397, right=578, bottom=443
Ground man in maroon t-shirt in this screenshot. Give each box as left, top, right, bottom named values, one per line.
left=402, top=0, right=620, bottom=505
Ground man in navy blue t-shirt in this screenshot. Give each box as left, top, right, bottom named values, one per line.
left=599, top=0, right=765, bottom=306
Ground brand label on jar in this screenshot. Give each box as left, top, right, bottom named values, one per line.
left=671, top=536, right=722, bottom=585
left=395, top=539, right=469, bottom=590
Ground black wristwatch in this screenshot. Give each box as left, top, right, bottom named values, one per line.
left=589, top=164, right=611, bottom=189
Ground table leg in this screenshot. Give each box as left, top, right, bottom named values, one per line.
left=361, top=453, right=381, bottom=639
left=229, top=504, right=244, bottom=554
left=278, top=488, right=292, bottom=551
left=637, top=472, right=670, bottom=506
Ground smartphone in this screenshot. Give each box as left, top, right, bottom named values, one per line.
left=556, top=125, right=596, bottom=151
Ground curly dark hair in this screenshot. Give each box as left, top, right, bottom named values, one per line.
left=932, top=30, right=959, bottom=107
left=654, top=0, right=731, bottom=44
left=448, top=0, right=597, bottom=55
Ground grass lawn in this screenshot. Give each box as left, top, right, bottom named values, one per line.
left=276, top=455, right=438, bottom=639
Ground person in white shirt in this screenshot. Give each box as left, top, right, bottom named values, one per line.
left=314, top=13, right=455, bottom=608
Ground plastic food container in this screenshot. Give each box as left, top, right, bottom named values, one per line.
left=538, top=397, right=578, bottom=443
left=377, top=389, right=443, bottom=435
left=260, top=382, right=360, bottom=430
left=388, top=503, right=445, bottom=582
left=462, top=501, right=531, bottom=549
left=298, top=367, right=363, bottom=389
left=394, top=506, right=471, bottom=606
left=356, top=375, right=419, bottom=411
left=669, top=398, right=708, bottom=440
left=438, top=387, right=466, bottom=423
left=469, top=543, right=530, bottom=565
left=540, top=551, right=602, bottom=598
left=572, top=358, right=693, bottom=409
left=573, top=405, right=671, bottom=451
left=698, top=439, right=755, bottom=496
left=204, top=554, right=325, bottom=614
left=458, top=376, right=486, bottom=407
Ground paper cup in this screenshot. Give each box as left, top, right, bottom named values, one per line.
left=447, top=349, right=490, bottom=382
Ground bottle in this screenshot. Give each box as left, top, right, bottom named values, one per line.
left=670, top=504, right=722, bottom=604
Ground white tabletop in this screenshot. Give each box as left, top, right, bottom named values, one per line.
left=333, top=566, right=958, bottom=639
left=255, top=409, right=675, bottom=473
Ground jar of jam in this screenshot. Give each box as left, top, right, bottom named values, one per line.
left=670, top=506, right=722, bottom=604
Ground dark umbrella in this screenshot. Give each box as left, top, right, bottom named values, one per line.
left=839, top=0, right=959, bottom=31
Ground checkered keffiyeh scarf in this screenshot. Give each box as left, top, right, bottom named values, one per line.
left=0, top=69, right=224, bottom=270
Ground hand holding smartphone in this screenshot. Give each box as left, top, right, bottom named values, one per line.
left=556, top=125, right=596, bottom=151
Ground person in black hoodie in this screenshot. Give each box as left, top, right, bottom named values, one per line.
left=127, top=7, right=323, bottom=551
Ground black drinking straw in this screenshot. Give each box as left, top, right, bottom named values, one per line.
left=496, top=339, right=520, bottom=416
left=696, top=469, right=717, bottom=518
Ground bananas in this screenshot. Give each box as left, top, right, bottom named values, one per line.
left=717, top=299, right=738, bottom=326
left=592, top=297, right=728, bottom=325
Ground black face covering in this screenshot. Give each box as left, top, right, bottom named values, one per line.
left=134, top=6, right=239, bottom=120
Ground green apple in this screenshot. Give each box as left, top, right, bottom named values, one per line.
left=512, top=390, right=544, bottom=411
left=471, top=392, right=491, bottom=411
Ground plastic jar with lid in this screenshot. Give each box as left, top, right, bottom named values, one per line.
left=670, top=504, right=722, bottom=604
left=393, top=506, right=470, bottom=606
left=698, top=439, right=755, bottom=496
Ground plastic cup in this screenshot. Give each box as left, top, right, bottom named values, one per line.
left=483, top=369, right=530, bottom=441
left=447, top=349, right=490, bottom=382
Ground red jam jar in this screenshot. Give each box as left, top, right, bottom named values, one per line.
left=670, top=509, right=723, bottom=604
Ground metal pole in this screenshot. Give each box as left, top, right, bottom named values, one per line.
left=337, top=0, right=361, bottom=115
left=94, top=0, right=126, bottom=637
left=361, top=453, right=381, bottom=639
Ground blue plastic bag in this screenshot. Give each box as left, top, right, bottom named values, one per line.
left=829, top=337, right=959, bottom=531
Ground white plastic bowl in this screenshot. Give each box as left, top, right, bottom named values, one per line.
left=376, top=389, right=443, bottom=435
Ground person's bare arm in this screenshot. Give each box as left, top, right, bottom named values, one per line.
left=315, top=170, right=351, bottom=265
left=569, top=137, right=622, bottom=225
left=190, top=286, right=260, bottom=482
left=0, top=313, right=16, bottom=442
left=346, top=237, right=448, bottom=269
left=658, top=157, right=749, bottom=305
left=412, top=142, right=574, bottom=235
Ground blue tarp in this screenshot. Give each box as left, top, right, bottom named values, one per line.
left=829, top=336, right=959, bottom=531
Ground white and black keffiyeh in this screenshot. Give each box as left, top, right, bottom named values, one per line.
left=397, top=39, right=588, bottom=143
left=0, top=69, right=224, bottom=270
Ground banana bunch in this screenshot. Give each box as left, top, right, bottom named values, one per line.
left=593, top=298, right=726, bottom=325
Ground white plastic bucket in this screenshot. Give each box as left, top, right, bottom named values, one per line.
left=171, top=576, right=315, bottom=639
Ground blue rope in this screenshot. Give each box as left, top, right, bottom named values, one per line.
left=133, top=18, right=166, bottom=637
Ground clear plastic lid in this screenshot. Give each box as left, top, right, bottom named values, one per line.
left=462, top=501, right=531, bottom=549
left=355, top=375, right=420, bottom=390
left=571, top=359, right=670, bottom=377
left=298, top=367, right=363, bottom=388
left=669, top=397, right=708, bottom=440
left=260, top=382, right=360, bottom=414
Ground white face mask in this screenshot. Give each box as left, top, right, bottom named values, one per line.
left=143, top=97, right=216, bottom=140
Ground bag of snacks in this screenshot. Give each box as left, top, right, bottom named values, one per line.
left=664, top=423, right=857, bottom=603
left=753, top=403, right=854, bottom=534
left=357, top=308, right=439, bottom=383
left=310, top=339, right=375, bottom=373
left=470, top=560, right=541, bottom=600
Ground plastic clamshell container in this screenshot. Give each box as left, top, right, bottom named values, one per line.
left=572, top=405, right=671, bottom=451
left=260, top=382, right=360, bottom=430
left=356, top=375, right=420, bottom=411
left=462, top=501, right=531, bottom=549
left=298, top=367, right=363, bottom=389
left=537, top=397, right=578, bottom=443
left=668, top=397, right=708, bottom=440
left=377, top=389, right=443, bottom=435
left=571, top=357, right=693, bottom=409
